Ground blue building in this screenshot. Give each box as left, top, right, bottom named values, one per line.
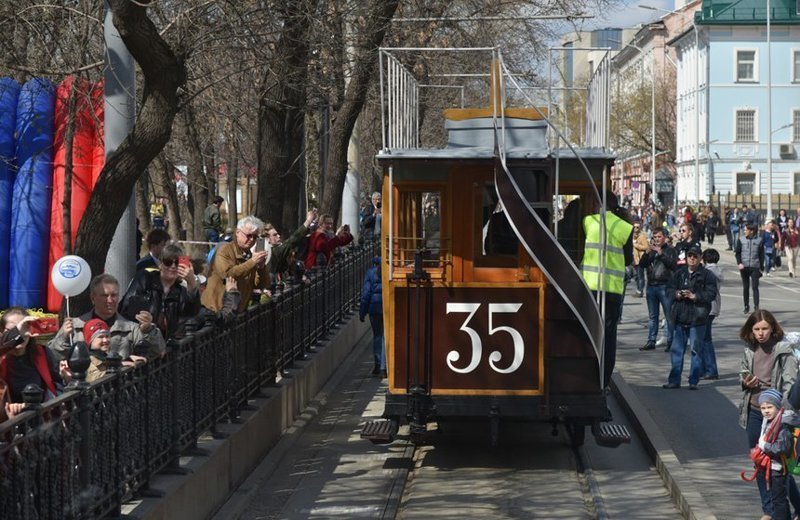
left=671, top=0, right=800, bottom=210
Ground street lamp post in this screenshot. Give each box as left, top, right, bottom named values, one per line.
left=767, top=0, right=773, bottom=219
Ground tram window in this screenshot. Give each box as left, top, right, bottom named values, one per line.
left=476, top=182, right=518, bottom=267
left=395, top=189, right=442, bottom=266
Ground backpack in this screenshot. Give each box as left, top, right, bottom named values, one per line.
left=785, top=426, right=800, bottom=476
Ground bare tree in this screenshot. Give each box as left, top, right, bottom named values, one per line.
left=70, top=0, right=186, bottom=311
left=319, top=0, right=400, bottom=220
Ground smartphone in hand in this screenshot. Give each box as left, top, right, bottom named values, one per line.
left=178, top=255, right=191, bottom=270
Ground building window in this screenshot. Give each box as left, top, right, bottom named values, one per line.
left=794, top=51, right=800, bottom=82
left=736, top=50, right=756, bottom=82
left=737, top=173, right=756, bottom=195
left=794, top=110, right=800, bottom=142
left=736, top=109, right=756, bottom=141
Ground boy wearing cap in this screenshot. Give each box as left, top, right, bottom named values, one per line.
left=663, top=245, right=717, bottom=390
left=79, top=319, right=147, bottom=383
left=755, top=388, right=792, bottom=520
left=83, top=319, right=111, bottom=383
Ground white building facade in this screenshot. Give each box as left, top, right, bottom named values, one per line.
left=671, top=0, right=800, bottom=207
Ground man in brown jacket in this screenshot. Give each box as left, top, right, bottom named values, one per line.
left=201, top=215, right=270, bottom=313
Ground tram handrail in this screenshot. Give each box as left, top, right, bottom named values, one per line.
left=0, top=243, right=376, bottom=520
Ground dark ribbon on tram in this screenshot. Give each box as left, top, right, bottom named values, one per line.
left=492, top=155, right=605, bottom=385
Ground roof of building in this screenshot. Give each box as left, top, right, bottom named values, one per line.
left=696, top=0, right=800, bottom=25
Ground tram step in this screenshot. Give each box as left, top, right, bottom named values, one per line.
left=592, top=422, right=631, bottom=448
left=361, top=420, right=398, bottom=444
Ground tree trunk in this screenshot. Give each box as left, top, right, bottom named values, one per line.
left=321, top=0, right=400, bottom=220
left=134, top=176, right=150, bottom=255
left=71, top=0, right=186, bottom=314
left=254, top=0, right=312, bottom=232
left=178, top=107, right=210, bottom=242
left=225, top=154, right=239, bottom=228
left=61, top=82, right=77, bottom=254
left=152, top=154, right=182, bottom=243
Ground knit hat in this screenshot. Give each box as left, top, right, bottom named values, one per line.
left=758, top=388, right=783, bottom=408
left=84, top=319, right=110, bottom=344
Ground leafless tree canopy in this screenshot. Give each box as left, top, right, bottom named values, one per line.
left=0, top=0, right=621, bottom=308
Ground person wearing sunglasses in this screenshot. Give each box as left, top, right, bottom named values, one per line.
left=674, top=223, right=701, bottom=266
left=201, top=215, right=272, bottom=313
left=121, top=244, right=201, bottom=339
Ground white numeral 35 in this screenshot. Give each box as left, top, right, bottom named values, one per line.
left=445, top=303, right=524, bottom=374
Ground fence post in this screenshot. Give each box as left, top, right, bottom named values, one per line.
left=66, top=341, right=93, bottom=514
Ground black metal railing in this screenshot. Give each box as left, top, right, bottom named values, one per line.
left=0, top=244, right=376, bottom=520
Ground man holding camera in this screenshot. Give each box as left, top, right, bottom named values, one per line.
left=304, top=214, right=353, bottom=269
left=49, top=273, right=166, bottom=361
left=662, top=246, right=717, bottom=390
left=639, top=227, right=678, bottom=352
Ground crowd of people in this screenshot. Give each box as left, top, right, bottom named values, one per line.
left=603, top=199, right=800, bottom=519
left=0, top=201, right=366, bottom=422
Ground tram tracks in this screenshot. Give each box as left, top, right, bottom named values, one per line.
left=391, top=423, right=610, bottom=519
left=222, top=334, right=680, bottom=519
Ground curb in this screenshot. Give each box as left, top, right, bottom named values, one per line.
left=611, top=373, right=718, bottom=520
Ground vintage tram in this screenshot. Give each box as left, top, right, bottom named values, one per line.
left=362, top=50, right=629, bottom=447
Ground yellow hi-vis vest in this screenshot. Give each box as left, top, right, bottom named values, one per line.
left=581, top=212, right=633, bottom=295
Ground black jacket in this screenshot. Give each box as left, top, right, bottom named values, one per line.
left=666, top=265, right=718, bottom=326
left=120, top=269, right=201, bottom=339
left=638, top=244, right=678, bottom=286
left=674, top=238, right=702, bottom=265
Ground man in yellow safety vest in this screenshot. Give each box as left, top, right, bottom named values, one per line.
left=581, top=191, right=634, bottom=387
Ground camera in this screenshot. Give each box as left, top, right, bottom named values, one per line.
left=376, top=202, right=382, bottom=209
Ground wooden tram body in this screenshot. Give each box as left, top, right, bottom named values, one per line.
left=363, top=53, right=629, bottom=447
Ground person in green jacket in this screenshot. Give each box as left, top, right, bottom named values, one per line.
left=266, top=210, right=318, bottom=278
left=203, top=196, right=225, bottom=242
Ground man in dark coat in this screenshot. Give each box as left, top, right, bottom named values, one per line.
left=662, top=246, right=718, bottom=390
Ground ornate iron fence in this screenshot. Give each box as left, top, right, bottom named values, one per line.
left=0, top=244, right=376, bottom=520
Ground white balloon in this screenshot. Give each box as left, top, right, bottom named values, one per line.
left=51, top=255, right=92, bottom=297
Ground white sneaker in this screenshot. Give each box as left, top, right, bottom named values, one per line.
left=655, top=336, right=667, bottom=347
